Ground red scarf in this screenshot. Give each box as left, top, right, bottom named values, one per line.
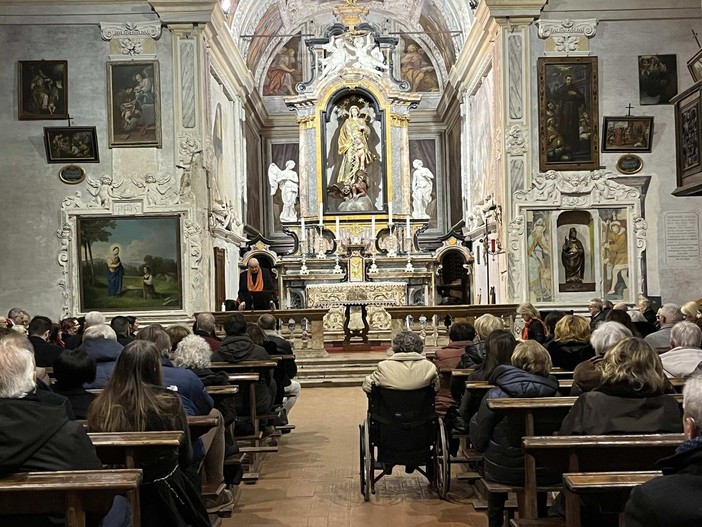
left=247, top=270, right=264, bottom=292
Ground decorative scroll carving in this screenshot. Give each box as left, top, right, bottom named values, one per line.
left=505, top=124, right=528, bottom=156
left=100, top=22, right=162, bottom=40
left=537, top=19, right=598, bottom=56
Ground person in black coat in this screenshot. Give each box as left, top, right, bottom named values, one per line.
left=258, top=314, right=300, bottom=414
left=237, top=258, right=275, bottom=311
left=517, top=302, right=548, bottom=343
left=624, top=373, right=702, bottom=526
left=51, top=348, right=97, bottom=419
left=27, top=316, right=64, bottom=367
left=469, top=341, right=560, bottom=527
left=546, top=315, right=595, bottom=371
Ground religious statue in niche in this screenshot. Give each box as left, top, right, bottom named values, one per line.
left=411, top=159, right=433, bottom=219
left=561, top=227, right=585, bottom=284
left=268, top=160, right=299, bottom=223
left=326, top=96, right=383, bottom=213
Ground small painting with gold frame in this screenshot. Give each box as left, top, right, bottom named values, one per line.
left=58, top=164, right=86, bottom=184
left=615, top=154, right=644, bottom=175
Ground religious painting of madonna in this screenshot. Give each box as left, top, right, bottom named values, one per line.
left=77, top=216, right=182, bottom=311
left=322, top=94, right=387, bottom=215
left=538, top=57, right=599, bottom=172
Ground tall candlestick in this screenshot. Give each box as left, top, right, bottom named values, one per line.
left=388, top=202, right=393, bottom=225
left=301, top=217, right=306, bottom=241
left=318, top=204, right=323, bottom=227
left=335, top=216, right=340, bottom=237
left=406, top=216, right=411, bottom=235
left=371, top=215, right=376, bottom=237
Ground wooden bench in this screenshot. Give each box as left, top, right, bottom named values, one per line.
left=88, top=431, right=183, bottom=468
left=0, top=469, right=142, bottom=527
left=562, top=471, right=662, bottom=527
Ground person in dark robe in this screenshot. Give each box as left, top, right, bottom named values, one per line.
left=106, top=246, right=124, bottom=297
left=237, top=258, right=275, bottom=311
left=561, top=227, right=585, bottom=283
left=553, top=74, right=586, bottom=155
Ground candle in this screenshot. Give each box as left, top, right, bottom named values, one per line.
left=301, top=217, right=306, bottom=241
left=490, top=239, right=496, bottom=253
left=388, top=202, right=393, bottom=225
left=335, top=216, right=340, bottom=236
left=318, top=203, right=323, bottom=227
left=371, top=215, right=376, bottom=238
left=406, top=216, right=411, bottom=235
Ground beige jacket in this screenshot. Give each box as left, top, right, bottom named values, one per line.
left=362, top=352, right=439, bottom=393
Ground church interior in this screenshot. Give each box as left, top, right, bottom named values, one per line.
left=2, top=0, right=702, bottom=525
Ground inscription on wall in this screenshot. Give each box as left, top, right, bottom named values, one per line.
left=664, top=212, right=700, bottom=267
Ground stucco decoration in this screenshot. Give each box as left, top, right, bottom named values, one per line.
left=505, top=124, right=528, bottom=156
left=57, top=177, right=203, bottom=318
left=100, top=22, right=163, bottom=40
left=537, top=19, right=598, bottom=56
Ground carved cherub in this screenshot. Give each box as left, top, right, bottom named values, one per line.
left=86, top=174, right=122, bottom=208
left=133, top=173, right=172, bottom=206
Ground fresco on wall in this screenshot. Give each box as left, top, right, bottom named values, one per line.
left=419, top=1, right=455, bottom=73
left=263, top=35, right=303, bottom=96
left=246, top=4, right=283, bottom=72
left=599, top=209, right=629, bottom=300
left=400, top=37, right=439, bottom=92
left=557, top=210, right=595, bottom=293
left=526, top=211, right=553, bottom=303
left=469, top=68, right=494, bottom=205
left=639, top=54, right=678, bottom=105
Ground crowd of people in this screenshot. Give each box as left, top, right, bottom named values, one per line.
left=0, top=308, right=299, bottom=527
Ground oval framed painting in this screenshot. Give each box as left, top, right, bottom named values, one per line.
left=58, top=164, right=86, bottom=185
left=616, top=154, right=644, bottom=175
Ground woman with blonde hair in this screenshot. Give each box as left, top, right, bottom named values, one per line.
left=681, top=301, right=702, bottom=330
left=560, top=337, right=682, bottom=435
left=546, top=315, right=594, bottom=370
left=516, top=302, right=548, bottom=343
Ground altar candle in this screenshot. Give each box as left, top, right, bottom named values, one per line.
left=301, top=217, right=306, bottom=241
left=406, top=216, right=411, bottom=235
left=388, top=202, right=393, bottom=225
left=371, top=215, right=376, bottom=237
left=318, top=204, right=323, bottom=227
left=490, top=238, right=496, bottom=253
left=335, top=216, right=340, bottom=236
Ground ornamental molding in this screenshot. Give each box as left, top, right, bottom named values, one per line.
left=505, top=124, right=528, bottom=156
left=100, top=21, right=163, bottom=41
left=537, top=19, right=597, bottom=55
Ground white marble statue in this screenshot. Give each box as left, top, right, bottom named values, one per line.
left=318, top=35, right=348, bottom=82
left=348, top=33, right=387, bottom=75
left=268, top=160, right=299, bottom=223
left=411, top=159, right=434, bottom=219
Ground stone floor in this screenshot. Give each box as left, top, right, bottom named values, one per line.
left=227, top=387, right=488, bottom=527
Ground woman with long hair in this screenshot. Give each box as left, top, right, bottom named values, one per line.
left=88, top=340, right=210, bottom=527
left=516, top=302, right=548, bottom=343
left=546, top=315, right=595, bottom=370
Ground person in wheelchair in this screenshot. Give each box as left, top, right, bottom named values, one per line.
left=362, top=331, right=439, bottom=393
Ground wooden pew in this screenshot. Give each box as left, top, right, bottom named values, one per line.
left=562, top=471, right=662, bottom=527
left=88, top=431, right=183, bottom=468
left=0, top=469, right=142, bottom=527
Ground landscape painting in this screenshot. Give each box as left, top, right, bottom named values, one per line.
left=78, top=216, right=181, bottom=311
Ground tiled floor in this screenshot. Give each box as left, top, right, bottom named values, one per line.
left=228, top=387, right=488, bottom=526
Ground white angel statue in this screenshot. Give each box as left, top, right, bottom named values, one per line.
left=268, top=160, right=299, bottom=223
left=86, top=174, right=122, bottom=208
left=318, top=35, right=349, bottom=81
left=411, top=159, right=434, bottom=219
left=348, top=33, right=387, bottom=75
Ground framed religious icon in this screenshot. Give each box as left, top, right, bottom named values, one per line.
left=615, top=154, right=644, bottom=175
left=538, top=56, right=599, bottom=171
left=602, top=117, right=654, bottom=153
left=77, top=216, right=182, bottom=311
left=673, top=83, right=702, bottom=195
left=58, top=165, right=87, bottom=185
left=688, top=48, right=702, bottom=82
left=43, top=126, right=99, bottom=163
left=106, top=60, right=161, bottom=148
left=639, top=54, right=678, bottom=105
left=18, top=60, right=68, bottom=120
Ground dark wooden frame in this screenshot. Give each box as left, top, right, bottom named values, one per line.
left=673, top=83, right=702, bottom=196
left=538, top=56, right=599, bottom=171
left=18, top=60, right=68, bottom=120
left=43, top=126, right=99, bottom=163
left=687, top=48, right=702, bottom=82
left=602, top=116, right=654, bottom=153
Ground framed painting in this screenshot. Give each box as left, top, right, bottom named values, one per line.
left=18, top=60, right=68, bottom=120
left=107, top=60, right=161, bottom=148
left=262, top=35, right=303, bottom=96
left=616, top=154, right=644, bottom=175
left=688, top=48, right=702, bottom=82
left=602, top=117, right=654, bottom=153
left=58, top=165, right=87, bottom=185
left=77, top=216, right=182, bottom=311
left=639, top=54, right=678, bottom=105
left=673, top=83, right=702, bottom=195
left=538, top=56, right=599, bottom=171
left=43, top=126, right=99, bottom=163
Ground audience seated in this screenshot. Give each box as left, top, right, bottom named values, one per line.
left=628, top=308, right=656, bottom=337
left=572, top=321, right=632, bottom=394
left=561, top=337, right=682, bottom=435
left=638, top=296, right=658, bottom=326
left=587, top=297, right=610, bottom=330
left=52, top=348, right=97, bottom=419
left=166, top=325, right=192, bottom=353
left=681, top=300, right=702, bottom=330
left=469, top=340, right=559, bottom=527
left=87, top=341, right=210, bottom=527
left=362, top=331, right=438, bottom=393
left=542, top=310, right=567, bottom=348
left=6, top=307, right=30, bottom=334
left=0, top=335, right=131, bottom=527
left=546, top=315, right=595, bottom=370
left=63, top=316, right=85, bottom=350
left=55, top=317, right=79, bottom=348
left=516, top=302, right=548, bottom=343
left=431, top=322, right=475, bottom=417
left=127, top=316, right=139, bottom=338
left=27, top=315, right=64, bottom=367
left=213, top=314, right=276, bottom=416
left=659, top=321, right=702, bottom=378
left=605, top=308, right=641, bottom=337
left=110, top=316, right=134, bottom=347
left=645, top=303, right=683, bottom=351
left=624, top=373, right=702, bottom=526
left=194, top=312, right=221, bottom=352
left=258, top=314, right=300, bottom=415
left=84, top=310, right=106, bottom=329
left=78, top=324, right=123, bottom=389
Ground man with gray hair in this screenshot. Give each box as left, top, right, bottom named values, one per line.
left=6, top=307, right=30, bottom=334
left=195, top=312, right=221, bottom=352
left=258, top=314, right=300, bottom=415
left=572, top=321, right=633, bottom=393
left=645, top=303, right=684, bottom=352
left=624, top=373, right=702, bottom=525
left=587, top=298, right=609, bottom=330
left=84, top=310, right=105, bottom=329
left=0, top=336, right=131, bottom=526
left=77, top=324, right=123, bottom=388
left=660, top=321, right=702, bottom=378
left=362, top=331, right=439, bottom=393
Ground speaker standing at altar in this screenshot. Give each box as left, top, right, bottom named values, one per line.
left=237, top=258, right=276, bottom=311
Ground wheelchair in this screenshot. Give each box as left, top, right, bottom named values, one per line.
left=358, top=385, right=450, bottom=501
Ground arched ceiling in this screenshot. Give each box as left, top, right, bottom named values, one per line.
left=224, top=0, right=475, bottom=85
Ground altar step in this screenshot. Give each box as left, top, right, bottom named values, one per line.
left=295, top=356, right=383, bottom=387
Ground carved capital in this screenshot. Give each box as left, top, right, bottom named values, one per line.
left=537, top=19, right=598, bottom=55
left=100, top=21, right=163, bottom=41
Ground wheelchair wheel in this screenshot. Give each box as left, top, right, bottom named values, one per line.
left=359, top=423, right=367, bottom=498
left=434, top=417, right=450, bottom=499
left=362, top=419, right=373, bottom=501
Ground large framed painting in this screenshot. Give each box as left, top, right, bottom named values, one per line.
left=77, top=216, right=182, bottom=311
left=602, top=116, right=654, bottom=153
left=43, top=126, right=99, bottom=163
left=639, top=54, right=678, bottom=105
left=107, top=61, right=161, bottom=148
left=673, top=83, right=702, bottom=195
left=18, top=60, right=68, bottom=120
left=538, top=56, right=599, bottom=171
